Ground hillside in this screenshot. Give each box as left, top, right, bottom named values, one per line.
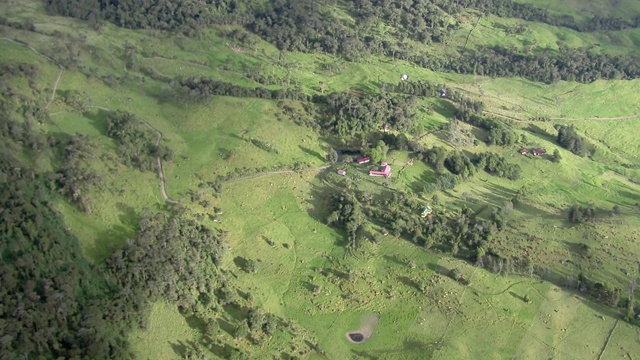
left=1, top=0, right=640, bottom=358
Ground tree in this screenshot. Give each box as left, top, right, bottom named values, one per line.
left=613, top=204, right=621, bottom=215
left=326, top=148, right=338, bottom=163
left=557, top=125, right=590, bottom=156
left=552, top=149, right=562, bottom=162
left=245, top=259, right=258, bottom=273
left=234, top=321, right=250, bottom=339
left=369, top=140, right=389, bottom=163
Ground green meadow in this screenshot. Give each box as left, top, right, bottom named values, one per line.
left=1, top=0, right=640, bottom=358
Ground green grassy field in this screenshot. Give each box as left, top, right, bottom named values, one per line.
left=516, top=0, right=640, bottom=21
left=2, top=0, right=640, bottom=358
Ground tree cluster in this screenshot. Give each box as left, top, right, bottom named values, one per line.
left=350, top=0, right=455, bottom=44
left=476, top=152, right=521, bottom=180
left=46, top=0, right=252, bottom=33
left=556, top=124, right=592, bottom=157
left=577, top=273, right=622, bottom=307
left=54, top=134, right=102, bottom=213
left=318, top=92, right=418, bottom=136
left=176, top=76, right=310, bottom=102
left=568, top=204, right=597, bottom=223
left=326, top=192, right=368, bottom=254
left=418, top=146, right=475, bottom=179
left=103, top=209, right=229, bottom=314
left=106, top=110, right=173, bottom=171
left=455, top=110, right=517, bottom=146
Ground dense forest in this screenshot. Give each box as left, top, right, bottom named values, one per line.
left=0, top=61, right=239, bottom=357
left=46, top=0, right=640, bottom=83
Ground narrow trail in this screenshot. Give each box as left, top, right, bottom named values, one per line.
left=597, top=319, right=619, bottom=360
left=46, top=66, right=64, bottom=110
left=222, top=166, right=330, bottom=185
left=485, top=110, right=640, bottom=124
left=0, top=37, right=64, bottom=110
left=139, top=120, right=180, bottom=204
left=189, top=165, right=331, bottom=201
left=0, top=32, right=180, bottom=205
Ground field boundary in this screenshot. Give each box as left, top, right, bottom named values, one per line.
left=597, top=319, right=619, bottom=360
left=485, top=110, right=640, bottom=124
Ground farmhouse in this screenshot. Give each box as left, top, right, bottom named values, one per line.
left=421, top=205, right=433, bottom=218
left=357, top=156, right=371, bottom=164
left=519, top=148, right=529, bottom=155
left=369, top=163, right=392, bottom=177
left=337, top=169, right=346, bottom=176
left=532, top=148, right=547, bottom=156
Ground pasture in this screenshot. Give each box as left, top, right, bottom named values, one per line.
left=1, top=0, right=639, bottom=358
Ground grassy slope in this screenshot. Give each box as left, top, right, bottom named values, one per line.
left=1, top=0, right=640, bottom=358
left=515, top=0, right=640, bottom=21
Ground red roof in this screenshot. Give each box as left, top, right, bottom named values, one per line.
left=532, top=148, right=547, bottom=156
left=369, top=165, right=392, bottom=177
left=357, top=157, right=371, bottom=164
left=519, top=148, right=529, bottom=154
left=337, top=169, right=346, bottom=175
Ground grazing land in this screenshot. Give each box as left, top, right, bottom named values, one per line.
left=1, top=0, right=639, bottom=359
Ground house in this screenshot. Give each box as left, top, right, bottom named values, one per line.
left=400, top=74, right=408, bottom=80
left=369, top=163, right=392, bottom=177
left=519, top=148, right=529, bottom=155
left=337, top=169, right=346, bottom=176
left=439, top=89, right=447, bottom=97
left=421, top=205, right=433, bottom=218
left=532, top=148, right=547, bottom=156
left=357, top=156, right=371, bottom=164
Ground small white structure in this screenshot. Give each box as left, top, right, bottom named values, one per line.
left=400, top=74, right=409, bottom=81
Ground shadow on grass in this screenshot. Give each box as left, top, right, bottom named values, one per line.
left=82, top=108, right=109, bottom=136
left=396, top=276, right=422, bottom=292
left=184, top=314, right=207, bottom=332
left=432, top=99, right=457, bottom=118
left=352, top=339, right=437, bottom=359
left=526, top=123, right=557, bottom=144
left=233, top=256, right=248, bottom=270
left=116, top=202, right=139, bottom=228
left=427, top=263, right=451, bottom=277
left=90, top=225, right=133, bottom=261
left=408, top=170, right=434, bottom=194
left=216, top=318, right=235, bottom=336
left=383, top=254, right=406, bottom=266
left=508, top=290, right=527, bottom=302
left=299, top=145, right=325, bottom=162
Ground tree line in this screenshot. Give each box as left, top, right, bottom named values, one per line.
left=46, top=0, right=640, bottom=84
left=46, top=0, right=253, bottom=33
left=416, top=45, right=640, bottom=83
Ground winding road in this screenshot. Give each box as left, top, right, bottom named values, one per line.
left=1, top=37, right=180, bottom=204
